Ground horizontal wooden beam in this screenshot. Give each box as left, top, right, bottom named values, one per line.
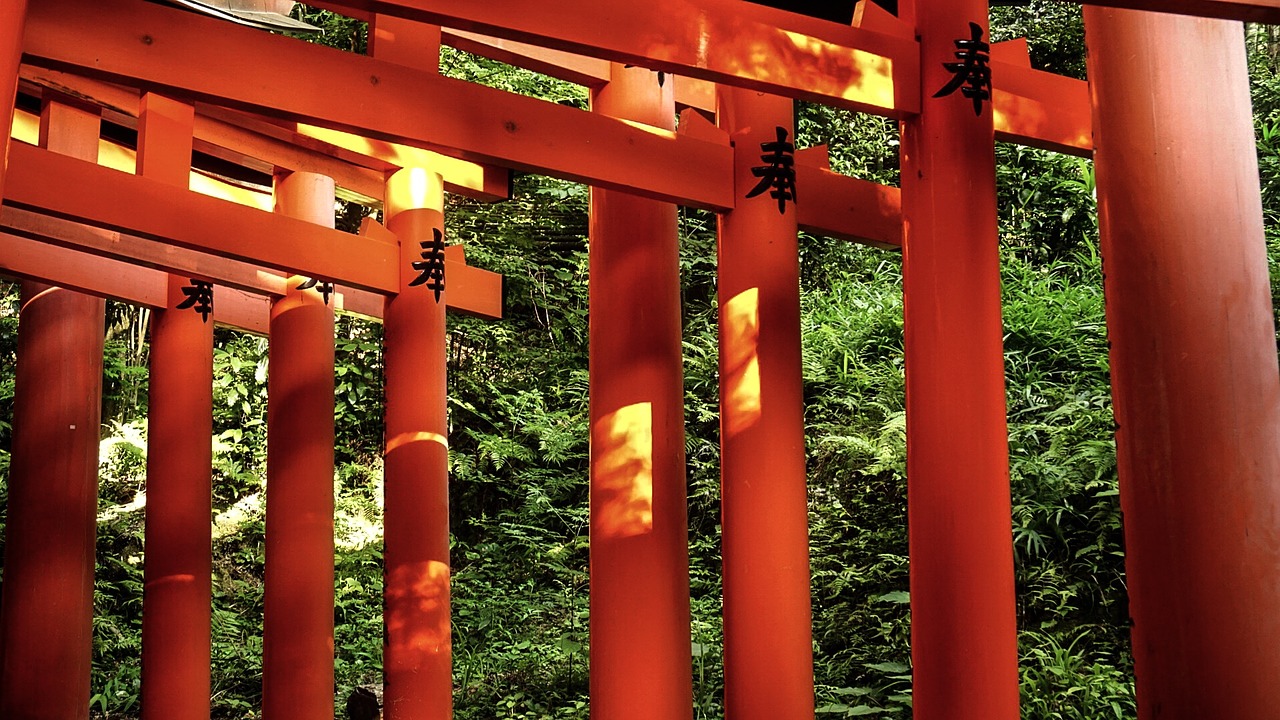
left=20, top=65, right=510, bottom=203
left=22, top=0, right=906, bottom=246
left=1072, top=0, right=1280, bottom=22
left=23, top=0, right=736, bottom=209
left=440, top=26, right=1089, bottom=155
left=312, top=0, right=919, bottom=116
left=0, top=205, right=502, bottom=320
left=4, top=140, right=399, bottom=292
left=440, top=28, right=716, bottom=113
left=797, top=165, right=901, bottom=248
left=0, top=230, right=269, bottom=333
left=989, top=44, right=1092, bottom=156
left=12, top=103, right=279, bottom=209
left=204, top=108, right=512, bottom=203
left=676, top=109, right=903, bottom=247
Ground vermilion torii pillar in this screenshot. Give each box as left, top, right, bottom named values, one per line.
left=382, top=168, right=452, bottom=720
left=0, top=97, right=105, bottom=720
left=137, top=93, right=214, bottom=720
left=716, top=86, right=815, bottom=720
left=263, top=170, right=337, bottom=720
left=1084, top=9, right=1280, bottom=718
left=0, top=0, right=27, bottom=199
left=588, top=63, right=694, bottom=720
left=372, top=14, right=452, bottom=719
left=900, top=2, right=1020, bottom=718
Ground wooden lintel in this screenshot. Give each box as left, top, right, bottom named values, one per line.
left=303, top=0, right=920, bottom=116
left=5, top=140, right=398, bottom=292
left=202, top=106, right=512, bottom=204
left=797, top=164, right=901, bottom=248
left=22, top=0, right=907, bottom=245
left=0, top=206, right=503, bottom=320
left=0, top=230, right=269, bottom=334
left=19, top=65, right=510, bottom=203
left=440, top=28, right=1089, bottom=155
left=992, top=60, right=1092, bottom=157
left=23, top=0, right=736, bottom=209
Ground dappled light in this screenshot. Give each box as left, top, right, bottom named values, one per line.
left=385, top=166, right=443, bottom=213
left=992, top=86, right=1092, bottom=157
left=592, top=402, right=655, bottom=539
left=298, top=122, right=489, bottom=192
left=386, top=430, right=449, bottom=454
left=4, top=1, right=1278, bottom=718
left=627, top=3, right=905, bottom=114
left=722, top=288, right=762, bottom=437
left=386, top=560, right=452, bottom=656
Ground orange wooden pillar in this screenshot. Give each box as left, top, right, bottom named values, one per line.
left=588, top=63, right=693, bottom=720
left=899, top=2, right=1020, bottom=718
left=372, top=14, right=452, bottom=717
left=0, top=97, right=105, bottom=720
left=1084, top=10, right=1280, bottom=718
left=262, top=171, right=337, bottom=720
left=716, top=87, right=814, bottom=720
left=382, top=168, right=452, bottom=720
left=0, top=0, right=28, bottom=198
left=137, top=94, right=213, bottom=720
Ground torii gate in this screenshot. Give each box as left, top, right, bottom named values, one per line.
left=0, top=1, right=1277, bottom=720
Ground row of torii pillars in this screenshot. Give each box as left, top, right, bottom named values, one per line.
left=0, top=1, right=1277, bottom=720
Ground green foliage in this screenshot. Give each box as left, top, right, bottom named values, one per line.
left=990, top=2, right=1088, bottom=79
left=5, top=7, right=1280, bottom=720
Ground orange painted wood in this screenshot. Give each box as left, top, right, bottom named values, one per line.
left=371, top=12, right=441, bottom=71
left=716, top=87, right=814, bottom=720
left=677, top=109, right=905, bottom=247
left=0, top=0, right=28, bottom=201
left=382, top=169, right=453, bottom=720
left=991, top=59, right=1092, bottom=156
left=23, top=0, right=920, bottom=244
left=444, top=27, right=610, bottom=87
left=20, top=65, right=509, bottom=203
left=2, top=205, right=287, bottom=296
left=797, top=164, right=902, bottom=247
left=439, top=28, right=716, bottom=115
left=0, top=230, right=268, bottom=332
left=23, top=0, right=734, bottom=209
left=0, top=206, right=501, bottom=319
left=588, top=64, right=693, bottom=720
left=4, top=141, right=399, bottom=292
left=434, top=22, right=1083, bottom=154
left=0, top=98, right=104, bottom=720
left=200, top=105, right=512, bottom=203
left=1085, top=9, right=1280, bottom=719
left=136, top=93, right=215, bottom=720
left=263, top=171, right=337, bottom=720
left=899, top=3, right=1020, bottom=719
left=1073, top=0, right=1280, bottom=22
left=374, top=18, right=454, bottom=719
left=430, top=21, right=1084, bottom=155
left=308, top=0, right=920, bottom=115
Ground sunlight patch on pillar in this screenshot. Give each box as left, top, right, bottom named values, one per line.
left=593, top=402, right=655, bottom=539
left=386, top=166, right=443, bottom=212
left=385, top=430, right=449, bottom=454
left=723, top=288, right=762, bottom=437
left=386, top=560, right=451, bottom=657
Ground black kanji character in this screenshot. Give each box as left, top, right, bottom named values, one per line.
left=175, top=279, right=214, bottom=323
left=933, top=22, right=992, bottom=116
left=298, top=278, right=334, bottom=305
left=409, top=228, right=446, bottom=303
left=746, top=126, right=797, bottom=215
